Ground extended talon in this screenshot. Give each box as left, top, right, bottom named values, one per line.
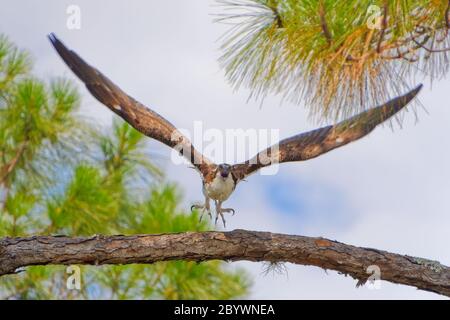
left=202, top=211, right=212, bottom=222
left=223, top=208, right=235, bottom=216
left=191, top=204, right=212, bottom=222
left=199, top=210, right=212, bottom=222
left=214, top=208, right=235, bottom=228
left=220, top=213, right=226, bottom=228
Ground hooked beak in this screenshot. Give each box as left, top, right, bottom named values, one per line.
left=220, top=170, right=229, bottom=178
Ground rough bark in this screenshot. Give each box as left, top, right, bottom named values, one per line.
left=0, top=229, right=449, bottom=297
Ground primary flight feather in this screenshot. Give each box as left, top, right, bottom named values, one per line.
left=48, top=33, right=423, bottom=227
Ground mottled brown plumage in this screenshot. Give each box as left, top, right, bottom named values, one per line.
left=230, top=84, right=422, bottom=181
left=48, top=33, right=422, bottom=227
left=48, top=33, right=214, bottom=178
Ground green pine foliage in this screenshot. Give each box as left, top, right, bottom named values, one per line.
left=0, top=35, right=250, bottom=299
left=216, top=0, right=450, bottom=121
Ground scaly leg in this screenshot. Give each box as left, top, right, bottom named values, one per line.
left=191, top=196, right=212, bottom=222
left=214, top=201, right=236, bottom=228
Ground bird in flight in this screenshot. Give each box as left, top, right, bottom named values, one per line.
left=48, top=33, right=422, bottom=227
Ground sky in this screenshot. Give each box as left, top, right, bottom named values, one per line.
left=1, top=0, right=449, bottom=299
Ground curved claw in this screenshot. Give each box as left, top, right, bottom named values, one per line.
left=221, top=208, right=235, bottom=216
left=190, top=205, right=195, bottom=212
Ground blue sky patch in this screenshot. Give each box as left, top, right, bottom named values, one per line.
left=262, top=173, right=355, bottom=230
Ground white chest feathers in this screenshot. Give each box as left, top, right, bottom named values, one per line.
left=205, top=175, right=235, bottom=201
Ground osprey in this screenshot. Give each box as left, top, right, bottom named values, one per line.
left=48, top=33, right=422, bottom=227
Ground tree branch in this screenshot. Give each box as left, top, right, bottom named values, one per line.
left=0, top=230, right=449, bottom=297
left=376, top=1, right=389, bottom=53
left=318, top=1, right=332, bottom=45
left=0, top=140, right=29, bottom=186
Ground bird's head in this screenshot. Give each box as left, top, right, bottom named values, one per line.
left=217, top=163, right=231, bottom=179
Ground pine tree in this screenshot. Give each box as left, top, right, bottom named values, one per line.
left=0, top=35, right=250, bottom=300
left=216, top=0, right=449, bottom=121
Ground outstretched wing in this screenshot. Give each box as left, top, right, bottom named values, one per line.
left=48, top=33, right=214, bottom=176
left=231, top=84, right=423, bottom=181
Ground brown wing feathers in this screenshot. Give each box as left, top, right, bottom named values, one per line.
left=231, top=84, right=422, bottom=181
left=48, top=33, right=213, bottom=176
left=49, top=34, right=422, bottom=184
